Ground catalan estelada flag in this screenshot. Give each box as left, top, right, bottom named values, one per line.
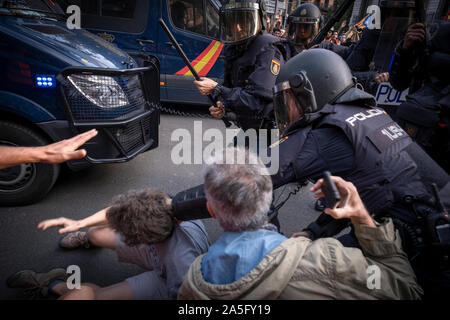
left=346, top=12, right=373, bottom=38
left=175, top=40, right=223, bottom=77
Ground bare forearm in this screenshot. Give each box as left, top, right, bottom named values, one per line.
left=351, top=214, right=376, bottom=228
left=0, top=146, right=43, bottom=169
left=78, top=208, right=109, bottom=229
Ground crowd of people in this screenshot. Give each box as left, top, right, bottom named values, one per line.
left=2, top=0, right=449, bottom=301
left=268, top=12, right=359, bottom=47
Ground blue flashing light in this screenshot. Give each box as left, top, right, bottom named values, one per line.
left=36, top=75, right=55, bottom=88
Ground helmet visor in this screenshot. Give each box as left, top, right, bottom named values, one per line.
left=274, top=87, right=304, bottom=135
left=220, top=9, right=261, bottom=43
left=295, top=23, right=315, bottom=41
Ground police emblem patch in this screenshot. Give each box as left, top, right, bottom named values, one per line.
left=271, top=60, right=280, bottom=75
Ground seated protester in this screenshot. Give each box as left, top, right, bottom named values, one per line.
left=178, top=147, right=423, bottom=300
left=7, top=189, right=210, bottom=300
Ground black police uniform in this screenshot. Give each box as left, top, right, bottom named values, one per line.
left=271, top=87, right=450, bottom=296
left=272, top=88, right=431, bottom=222
left=389, top=22, right=450, bottom=174
left=214, top=33, right=289, bottom=131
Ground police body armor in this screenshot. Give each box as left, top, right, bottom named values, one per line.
left=281, top=101, right=450, bottom=295
left=283, top=102, right=431, bottom=221
left=223, top=33, right=291, bottom=130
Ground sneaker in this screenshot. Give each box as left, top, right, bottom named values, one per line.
left=59, top=231, right=90, bottom=249
left=6, top=268, right=67, bottom=299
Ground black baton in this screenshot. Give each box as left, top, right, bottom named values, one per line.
left=158, top=18, right=232, bottom=127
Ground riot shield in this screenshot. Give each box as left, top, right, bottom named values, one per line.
left=373, top=17, right=411, bottom=72
left=427, top=19, right=448, bottom=40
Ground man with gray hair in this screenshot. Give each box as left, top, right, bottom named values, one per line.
left=179, top=147, right=423, bottom=299
left=204, top=147, right=274, bottom=233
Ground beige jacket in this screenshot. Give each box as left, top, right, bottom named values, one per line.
left=178, top=219, right=423, bottom=300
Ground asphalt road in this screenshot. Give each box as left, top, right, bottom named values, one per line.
left=0, top=114, right=319, bottom=300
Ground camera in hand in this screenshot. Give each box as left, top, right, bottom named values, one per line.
left=321, top=171, right=341, bottom=209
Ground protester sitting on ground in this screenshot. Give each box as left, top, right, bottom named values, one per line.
left=178, top=147, right=423, bottom=300
left=7, top=189, right=210, bottom=300
left=0, top=129, right=97, bottom=170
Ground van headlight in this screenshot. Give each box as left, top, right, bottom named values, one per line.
left=67, top=74, right=129, bottom=108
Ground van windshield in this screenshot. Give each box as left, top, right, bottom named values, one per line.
left=1, top=0, right=67, bottom=20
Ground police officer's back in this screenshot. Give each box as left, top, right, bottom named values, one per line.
left=271, top=49, right=450, bottom=297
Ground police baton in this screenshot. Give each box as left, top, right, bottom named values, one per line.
left=158, top=19, right=232, bottom=128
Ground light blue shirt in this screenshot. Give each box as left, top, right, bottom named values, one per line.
left=201, top=229, right=287, bottom=285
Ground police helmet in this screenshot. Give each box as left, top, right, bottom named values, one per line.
left=273, top=49, right=355, bottom=134
left=219, top=0, right=267, bottom=44
left=288, top=3, right=322, bottom=45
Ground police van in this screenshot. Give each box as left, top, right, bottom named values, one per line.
left=0, top=0, right=160, bottom=206
left=55, top=0, right=225, bottom=107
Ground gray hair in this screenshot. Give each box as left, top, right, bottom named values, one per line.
left=203, top=147, right=273, bottom=232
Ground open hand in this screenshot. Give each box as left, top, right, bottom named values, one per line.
left=38, top=217, right=81, bottom=234
left=37, top=129, right=98, bottom=164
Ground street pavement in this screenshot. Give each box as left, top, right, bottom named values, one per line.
left=0, top=114, right=320, bottom=299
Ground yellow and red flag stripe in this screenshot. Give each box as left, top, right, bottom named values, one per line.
left=175, top=40, right=224, bottom=77
left=345, top=13, right=371, bottom=38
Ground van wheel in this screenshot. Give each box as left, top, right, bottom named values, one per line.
left=0, top=121, right=60, bottom=206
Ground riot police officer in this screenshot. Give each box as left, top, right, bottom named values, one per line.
left=194, top=0, right=291, bottom=134
left=389, top=22, right=450, bottom=174
left=287, top=2, right=322, bottom=54
left=271, top=49, right=450, bottom=297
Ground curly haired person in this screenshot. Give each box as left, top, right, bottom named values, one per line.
left=7, top=188, right=209, bottom=300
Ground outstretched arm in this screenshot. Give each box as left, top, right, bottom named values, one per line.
left=0, top=129, right=98, bottom=170
left=38, top=207, right=109, bottom=234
